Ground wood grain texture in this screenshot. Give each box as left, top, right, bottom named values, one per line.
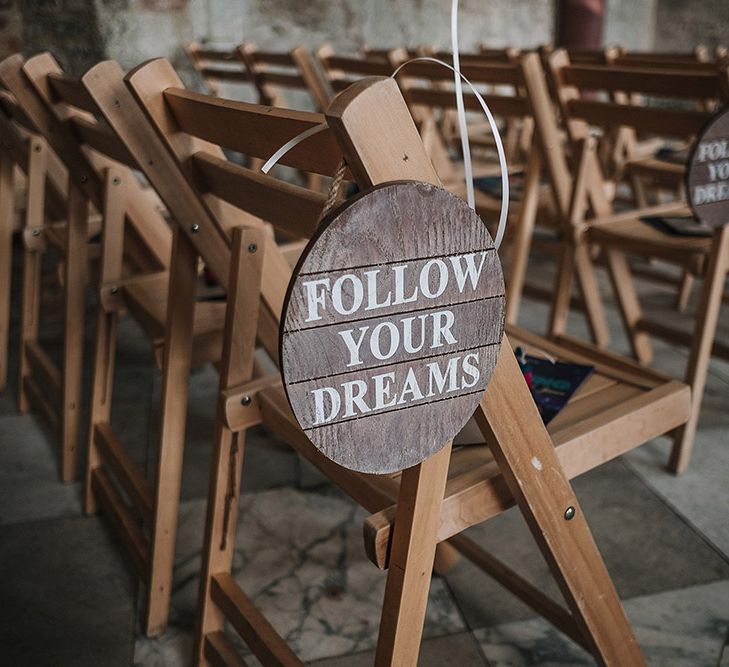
left=687, top=107, right=729, bottom=228
left=281, top=181, right=505, bottom=473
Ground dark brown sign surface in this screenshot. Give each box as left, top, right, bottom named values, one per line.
left=280, top=182, right=505, bottom=474
left=687, top=107, right=729, bottom=228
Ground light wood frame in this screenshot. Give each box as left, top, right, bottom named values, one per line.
left=97, top=55, right=693, bottom=664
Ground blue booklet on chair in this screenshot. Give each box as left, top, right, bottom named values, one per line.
left=516, top=349, right=594, bottom=425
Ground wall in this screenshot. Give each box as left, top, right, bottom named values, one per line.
left=654, top=0, right=729, bottom=53
left=4, top=0, right=729, bottom=80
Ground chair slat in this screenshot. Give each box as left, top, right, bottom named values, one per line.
left=192, top=152, right=323, bottom=238
left=251, top=50, right=297, bottom=67
left=397, top=60, right=522, bottom=86
left=567, top=99, right=711, bottom=137
left=48, top=72, right=97, bottom=113
left=323, top=55, right=393, bottom=77
left=407, top=88, right=529, bottom=116
left=198, top=67, right=250, bottom=83
left=256, top=71, right=307, bottom=90
left=191, top=47, right=237, bottom=62
left=561, top=65, right=721, bottom=98
left=70, top=116, right=137, bottom=168
left=163, top=88, right=342, bottom=175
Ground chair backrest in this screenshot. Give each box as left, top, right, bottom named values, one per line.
left=390, top=50, right=537, bottom=184
left=316, top=45, right=394, bottom=97
left=478, top=45, right=523, bottom=62
left=237, top=43, right=332, bottom=112
left=390, top=52, right=530, bottom=123
left=185, top=42, right=251, bottom=96
left=0, top=53, right=172, bottom=273
left=362, top=46, right=421, bottom=61
left=547, top=49, right=729, bottom=149
left=84, top=58, right=347, bottom=363
left=0, top=90, right=67, bottom=221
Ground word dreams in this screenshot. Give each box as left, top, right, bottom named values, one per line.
left=300, top=251, right=490, bottom=427
left=693, top=138, right=729, bottom=205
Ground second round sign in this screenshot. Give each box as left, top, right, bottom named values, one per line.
left=280, top=181, right=505, bottom=474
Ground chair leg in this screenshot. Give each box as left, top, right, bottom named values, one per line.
left=195, top=227, right=264, bottom=666
left=475, top=344, right=645, bottom=666
left=85, top=166, right=126, bottom=514
left=0, top=151, right=14, bottom=392
left=548, top=241, right=576, bottom=339
left=505, top=149, right=541, bottom=325
left=85, top=309, right=117, bottom=514
left=375, top=443, right=452, bottom=667
left=60, top=183, right=88, bottom=483
left=18, top=138, right=46, bottom=414
left=676, top=270, right=694, bottom=312
left=574, top=243, right=610, bottom=348
left=144, top=229, right=199, bottom=637
left=604, top=249, right=653, bottom=365
left=669, top=228, right=729, bottom=474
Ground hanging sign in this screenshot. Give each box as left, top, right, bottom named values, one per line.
left=687, top=106, right=729, bottom=228
left=280, top=181, right=505, bottom=474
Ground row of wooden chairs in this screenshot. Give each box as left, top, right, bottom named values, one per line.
left=0, top=41, right=701, bottom=667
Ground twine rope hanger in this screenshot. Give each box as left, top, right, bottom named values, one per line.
left=261, top=0, right=510, bottom=250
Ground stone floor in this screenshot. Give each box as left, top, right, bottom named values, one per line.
left=0, top=236, right=728, bottom=666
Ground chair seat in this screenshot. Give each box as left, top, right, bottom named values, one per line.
left=253, top=324, right=690, bottom=568
left=124, top=272, right=225, bottom=367
left=589, top=210, right=713, bottom=275
left=624, top=156, right=685, bottom=187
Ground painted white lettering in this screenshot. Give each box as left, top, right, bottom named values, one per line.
left=311, top=387, right=340, bottom=425
left=392, top=264, right=419, bottom=305
left=364, top=269, right=392, bottom=311
left=332, top=274, right=364, bottom=315
left=461, top=352, right=481, bottom=388
left=426, top=356, right=461, bottom=396
left=373, top=372, right=397, bottom=410
left=431, top=310, right=457, bottom=348
left=449, top=252, right=487, bottom=292
left=419, top=259, right=449, bottom=299
left=398, top=367, right=425, bottom=404
left=402, top=314, right=428, bottom=354
left=302, top=278, right=330, bottom=322
left=370, top=321, right=400, bottom=360
left=338, top=326, right=370, bottom=367
left=342, top=379, right=371, bottom=418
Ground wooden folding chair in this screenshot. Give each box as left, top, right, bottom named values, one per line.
left=80, top=55, right=322, bottom=635
left=0, top=91, right=68, bottom=395
left=316, top=45, right=394, bottom=99
left=550, top=50, right=729, bottom=203
left=541, top=49, right=729, bottom=473
left=185, top=42, right=252, bottom=96
left=0, top=53, right=173, bottom=481
left=236, top=43, right=332, bottom=112
left=102, top=56, right=689, bottom=664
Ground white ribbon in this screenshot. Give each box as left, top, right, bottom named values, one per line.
left=261, top=0, right=510, bottom=250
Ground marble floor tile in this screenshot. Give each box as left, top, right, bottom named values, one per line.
left=307, top=631, right=491, bottom=666
left=0, top=414, right=82, bottom=525
left=444, top=459, right=729, bottom=629
left=134, top=487, right=466, bottom=666
left=474, top=579, right=729, bottom=667
left=0, top=513, right=136, bottom=667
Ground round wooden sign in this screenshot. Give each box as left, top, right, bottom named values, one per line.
left=280, top=181, right=505, bottom=474
left=687, top=106, right=729, bottom=228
